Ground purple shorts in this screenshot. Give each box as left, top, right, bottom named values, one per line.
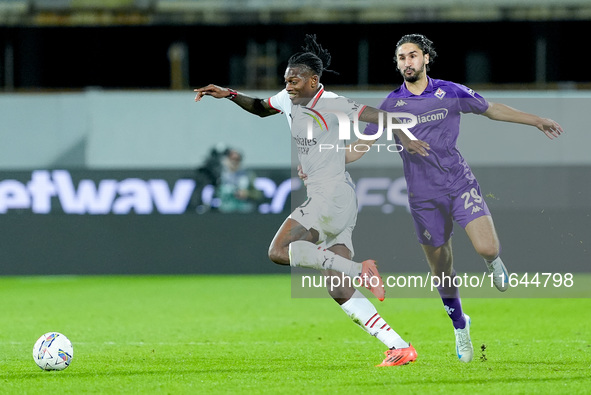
left=410, top=181, right=491, bottom=247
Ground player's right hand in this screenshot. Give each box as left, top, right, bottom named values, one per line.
left=404, top=139, right=430, bottom=156
left=193, top=84, right=230, bottom=102
left=537, top=117, right=564, bottom=140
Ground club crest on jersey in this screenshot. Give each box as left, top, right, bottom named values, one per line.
left=435, top=88, right=446, bottom=100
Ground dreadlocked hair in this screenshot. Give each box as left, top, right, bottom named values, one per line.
left=287, top=34, right=338, bottom=77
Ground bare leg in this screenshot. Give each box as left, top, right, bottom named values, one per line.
left=465, top=215, right=508, bottom=291
left=268, top=217, right=318, bottom=265
left=268, top=218, right=355, bottom=303
left=269, top=218, right=402, bottom=351
left=464, top=215, right=500, bottom=261
left=421, top=238, right=453, bottom=277
left=322, top=243, right=356, bottom=305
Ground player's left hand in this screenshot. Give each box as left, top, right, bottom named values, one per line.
left=538, top=118, right=564, bottom=140
left=297, top=164, right=308, bottom=186
left=396, top=133, right=430, bottom=156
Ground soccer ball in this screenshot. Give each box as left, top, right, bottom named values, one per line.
left=32, top=332, right=74, bottom=371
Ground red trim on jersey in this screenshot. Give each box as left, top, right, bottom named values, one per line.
left=304, top=107, right=329, bottom=131
left=309, top=87, right=325, bottom=109
left=267, top=97, right=282, bottom=113
left=358, top=105, right=368, bottom=118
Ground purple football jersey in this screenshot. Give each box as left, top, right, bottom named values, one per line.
left=365, top=77, right=490, bottom=202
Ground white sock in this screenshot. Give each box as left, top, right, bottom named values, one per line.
left=485, top=256, right=505, bottom=272
left=340, top=290, right=409, bottom=349
left=485, top=255, right=501, bottom=264
left=288, top=240, right=362, bottom=278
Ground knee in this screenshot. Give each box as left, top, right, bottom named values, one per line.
left=268, top=244, right=288, bottom=265
left=474, top=243, right=499, bottom=261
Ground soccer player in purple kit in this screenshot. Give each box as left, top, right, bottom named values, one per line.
left=360, top=34, right=564, bottom=362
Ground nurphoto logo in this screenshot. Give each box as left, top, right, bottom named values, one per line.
left=307, top=110, right=418, bottom=154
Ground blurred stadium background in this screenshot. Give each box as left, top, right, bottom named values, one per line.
left=0, top=0, right=589, bottom=277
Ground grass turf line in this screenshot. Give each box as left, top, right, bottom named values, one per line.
left=0, top=274, right=589, bottom=394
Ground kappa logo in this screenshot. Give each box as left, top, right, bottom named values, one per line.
left=471, top=205, right=483, bottom=215
left=394, top=99, right=408, bottom=108
left=445, top=305, right=455, bottom=316
left=435, top=88, right=446, bottom=100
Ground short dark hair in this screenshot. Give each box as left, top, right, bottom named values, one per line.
left=287, top=34, right=337, bottom=78
left=395, top=34, right=437, bottom=71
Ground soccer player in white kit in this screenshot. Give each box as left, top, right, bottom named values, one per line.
left=194, top=35, right=429, bottom=366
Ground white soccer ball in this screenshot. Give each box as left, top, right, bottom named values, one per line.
left=32, top=332, right=74, bottom=371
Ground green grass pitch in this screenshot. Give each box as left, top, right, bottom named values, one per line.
left=1, top=274, right=590, bottom=394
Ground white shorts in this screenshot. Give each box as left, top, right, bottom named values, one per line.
left=289, top=180, right=357, bottom=257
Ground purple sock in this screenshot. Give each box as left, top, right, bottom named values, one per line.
left=436, top=270, right=466, bottom=329
left=441, top=297, right=466, bottom=329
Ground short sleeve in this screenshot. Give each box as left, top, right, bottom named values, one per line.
left=455, top=84, right=489, bottom=114
left=268, top=89, right=290, bottom=114
left=334, top=96, right=366, bottom=119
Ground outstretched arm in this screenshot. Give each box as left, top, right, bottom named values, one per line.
left=345, top=138, right=378, bottom=164
left=194, top=84, right=279, bottom=118
left=482, top=101, right=564, bottom=139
